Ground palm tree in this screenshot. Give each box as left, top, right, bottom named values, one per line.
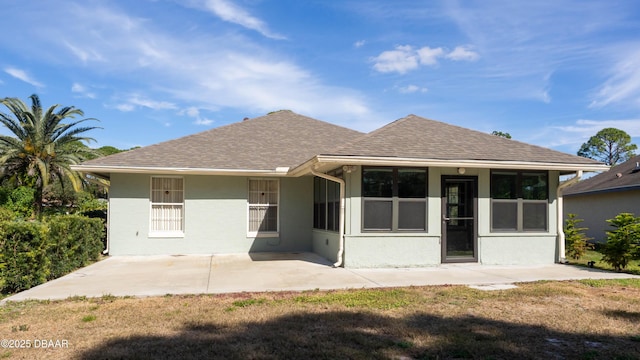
left=0, top=94, right=100, bottom=217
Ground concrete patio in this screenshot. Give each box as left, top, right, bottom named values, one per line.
left=2, top=252, right=638, bottom=304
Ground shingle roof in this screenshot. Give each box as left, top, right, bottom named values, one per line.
left=564, top=155, right=640, bottom=196
left=81, top=110, right=363, bottom=171
left=327, top=114, right=603, bottom=165
left=78, top=112, right=606, bottom=175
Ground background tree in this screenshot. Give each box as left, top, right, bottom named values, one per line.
left=0, top=94, right=100, bottom=217
left=564, top=213, right=592, bottom=260
left=577, top=128, right=637, bottom=165
left=491, top=130, right=512, bottom=139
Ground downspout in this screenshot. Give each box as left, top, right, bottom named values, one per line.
left=103, top=197, right=110, bottom=255
left=311, top=167, right=346, bottom=268
left=556, top=170, right=582, bottom=263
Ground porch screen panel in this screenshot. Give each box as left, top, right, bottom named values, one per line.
left=150, top=177, right=184, bottom=233
left=313, top=175, right=341, bottom=232
left=248, top=179, right=279, bottom=233
left=313, top=177, right=326, bottom=229
left=327, top=180, right=340, bottom=232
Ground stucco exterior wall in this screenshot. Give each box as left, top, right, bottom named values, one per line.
left=108, top=173, right=312, bottom=255
left=478, top=235, right=557, bottom=264
left=340, top=166, right=561, bottom=268
left=564, top=189, right=640, bottom=242
left=312, top=230, right=340, bottom=263
left=343, top=235, right=441, bottom=268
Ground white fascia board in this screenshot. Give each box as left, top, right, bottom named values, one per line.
left=70, top=165, right=291, bottom=177
left=289, top=156, right=609, bottom=176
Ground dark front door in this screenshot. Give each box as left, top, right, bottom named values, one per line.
left=441, top=176, right=478, bottom=263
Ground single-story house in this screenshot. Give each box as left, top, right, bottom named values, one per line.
left=73, top=111, right=608, bottom=268
left=564, top=155, right=640, bottom=242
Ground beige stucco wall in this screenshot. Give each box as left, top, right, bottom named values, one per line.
left=564, top=189, right=640, bottom=242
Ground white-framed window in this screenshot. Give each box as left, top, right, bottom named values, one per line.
left=248, top=179, right=279, bottom=236
left=150, top=176, right=184, bottom=237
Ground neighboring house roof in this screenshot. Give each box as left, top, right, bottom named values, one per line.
left=564, top=155, right=640, bottom=196
left=74, top=111, right=608, bottom=177
left=77, top=110, right=363, bottom=176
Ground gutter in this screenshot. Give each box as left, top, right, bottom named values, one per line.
left=556, top=170, right=583, bottom=263
left=289, top=155, right=609, bottom=177
left=71, top=165, right=291, bottom=177
left=311, top=167, right=346, bottom=268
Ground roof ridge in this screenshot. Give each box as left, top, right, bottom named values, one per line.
left=328, top=114, right=415, bottom=154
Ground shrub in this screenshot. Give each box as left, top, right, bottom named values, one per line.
left=564, top=214, right=592, bottom=260
left=601, top=213, right=640, bottom=271
left=0, top=221, right=49, bottom=293
left=5, top=186, right=35, bottom=219
left=0, top=207, right=16, bottom=222
left=46, top=215, right=105, bottom=279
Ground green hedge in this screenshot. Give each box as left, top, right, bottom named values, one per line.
left=0, top=215, right=104, bottom=293
left=47, top=215, right=104, bottom=280
left=0, top=221, right=49, bottom=293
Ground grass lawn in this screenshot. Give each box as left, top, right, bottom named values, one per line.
left=568, top=250, right=640, bottom=275
left=0, top=280, right=639, bottom=359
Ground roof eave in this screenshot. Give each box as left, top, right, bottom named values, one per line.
left=289, top=155, right=609, bottom=176
left=70, top=164, right=291, bottom=178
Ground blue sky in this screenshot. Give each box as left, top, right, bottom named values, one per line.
left=0, top=0, right=639, bottom=155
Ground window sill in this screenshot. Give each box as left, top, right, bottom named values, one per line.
left=248, top=232, right=280, bottom=238
left=483, top=231, right=552, bottom=237
left=149, top=231, right=185, bottom=238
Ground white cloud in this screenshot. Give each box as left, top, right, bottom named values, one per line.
left=64, top=41, right=105, bottom=63
left=0, top=2, right=372, bottom=126
left=558, top=119, right=640, bottom=137
left=112, top=95, right=177, bottom=112
left=417, top=46, right=444, bottom=65
left=590, top=48, right=640, bottom=109
left=445, top=45, right=479, bottom=61
left=180, top=106, right=214, bottom=126
left=530, top=118, right=640, bottom=149
left=397, top=84, right=428, bottom=94
left=201, top=0, right=285, bottom=40
left=115, top=103, right=135, bottom=112
left=71, top=82, right=96, bottom=99
left=4, top=67, right=44, bottom=87
left=371, top=45, right=420, bottom=74
left=372, top=45, right=477, bottom=74
left=128, top=96, right=177, bottom=110
left=193, top=118, right=214, bottom=125
left=354, top=40, right=366, bottom=48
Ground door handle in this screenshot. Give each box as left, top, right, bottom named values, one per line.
left=443, top=216, right=450, bottom=221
